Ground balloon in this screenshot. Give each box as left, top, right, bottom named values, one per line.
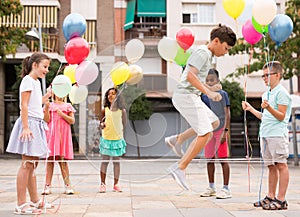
left=268, top=14, right=293, bottom=46
left=63, top=13, right=87, bottom=41
left=176, top=27, right=195, bottom=51
left=252, top=17, right=268, bottom=34
left=69, top=84, right=88, bottom=104
left=174, top=47, right=191, bottom=67
left=64, top=37, right=90, bottom=64
left=238, top=0, right=254, bottom=23
left=52, top=75, right=72, bottom=98
left=157, top=37, right=179, bottom=62
left=75, top=61, right=99, bottom=85
left=125, top=39, right=145, bottom=64
left=63, top=64, right=78, bottom=84
left=110, top=62, right=130, bottom=85
left=127, top=65, right=143, bottom=85
left=242, top=20, right=263, bottom=45
left=252, top=0, right=276, bottom=25
left=222, top=0, right=245, bottom=19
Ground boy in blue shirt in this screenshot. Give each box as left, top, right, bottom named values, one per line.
left=242, top=61, right=291, bottom=210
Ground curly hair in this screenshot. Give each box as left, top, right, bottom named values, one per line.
left=103, top=87, right=126, bottom=109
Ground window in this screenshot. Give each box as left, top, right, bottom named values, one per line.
left=182, top=3, right=215, bottom=24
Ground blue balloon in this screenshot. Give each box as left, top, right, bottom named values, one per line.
left=63, top=13, right=87, bottom=41
left=268, top=14, right=293, bottom=46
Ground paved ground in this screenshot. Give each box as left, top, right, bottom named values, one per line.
left=0, top=157, right=300, bottom=217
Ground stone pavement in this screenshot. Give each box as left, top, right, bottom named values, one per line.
left=0, top=157, right=300, bottom=217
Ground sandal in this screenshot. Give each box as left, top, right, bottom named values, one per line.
left=253, top=195, right=274, bottom=207
left=30, top=199, right=54, bottom=209
left=262, top=198, right=288, bottom=210
left=14, top=203, right=42, bottom=215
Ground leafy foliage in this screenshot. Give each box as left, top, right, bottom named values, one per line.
left=122, top=85, right=153, bottom=121
left=221, top=79, right=244, bottom=118
left=0, top=0, right=26, bottom=60
left=229, top=0, right=300, bottom=80
left=12, top=60, right=63, bottom=92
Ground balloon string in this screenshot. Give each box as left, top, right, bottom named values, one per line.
left=243, top=44, right=255, bottom=192
left=49, top=62, right=65, bottom=88
left=234, top=18, right=240, bottom=40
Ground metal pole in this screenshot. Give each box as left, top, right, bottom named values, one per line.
left=37, top=14, right=46, bottom=95
left=292, top=108, right=299, bottom=166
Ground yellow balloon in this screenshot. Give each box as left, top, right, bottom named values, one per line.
left=64, top=64, right=77, bottom=84
left=222, top=0, right=245, bottom=19
left=110, top=62, right=130, bottom=85
left=127, top=65, right=143, bottom=85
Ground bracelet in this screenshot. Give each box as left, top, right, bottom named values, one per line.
left=224, top=128, right=229, bottom=131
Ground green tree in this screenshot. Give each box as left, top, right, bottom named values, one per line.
left=228, top=0, right=300, bottom=81
left=221, top=80, right=244, bottom=118
left=12, top=60, right=63, bottom=92
left=0, top=0, right=26, bottom=60
left=122, top=85, right=153, bottom=157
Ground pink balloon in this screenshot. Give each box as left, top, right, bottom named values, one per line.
left=242, top=20, right=262, bottom=45
left=75, top=61, right=98, bottom=85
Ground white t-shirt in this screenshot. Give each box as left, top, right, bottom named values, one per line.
left=19, top=75, right=43, bottom=119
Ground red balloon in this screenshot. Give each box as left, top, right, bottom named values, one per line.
left=64, top=37, right=90, bottom=64
left=176, top=27, right=195, bottom=51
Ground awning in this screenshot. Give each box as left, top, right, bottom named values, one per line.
left=137, top=0, right=166, bottom=17
left=124, top=0, right=136, bottom=31
left=0, top=5, right=58, bottom=28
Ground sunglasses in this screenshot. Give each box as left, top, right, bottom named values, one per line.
left=261, top=72, right=277, bottom=78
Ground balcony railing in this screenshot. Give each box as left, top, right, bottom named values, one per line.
left=125, top=22, right=166, bottom=40
left=28, top=33, right=59, bottom=53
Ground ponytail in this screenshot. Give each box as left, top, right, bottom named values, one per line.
left=21, top=52, right=51, bottom=78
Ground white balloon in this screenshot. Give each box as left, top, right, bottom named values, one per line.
left=252, top=0, right=277, bottom=25
left=157, top=37, right=179, bottom=62
left=127, top=65, right=143, bottom=85
left=52, top=75, right=72, bottom=98
left=125, top=39, right=145, bottom=64
left=69, top=84, right=88, bottom=104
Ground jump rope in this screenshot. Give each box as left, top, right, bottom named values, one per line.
left=36, top=36, right=280, bottom=213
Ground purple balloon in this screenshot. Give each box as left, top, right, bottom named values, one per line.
left=242, top=20, right=263, bottom=45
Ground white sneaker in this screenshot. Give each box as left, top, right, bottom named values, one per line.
left=216, top=188, right=232, bottom=199
left=168, top=163, right=189, bottom=190
left=165, top=135, right=184, bottom=157
left=200, top=187, right=216, bottom=197
left=64, top=185, right=75, bottom=195
left=41, top=185, right=51, bottom=195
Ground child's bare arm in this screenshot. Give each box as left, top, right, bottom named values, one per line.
left=242, top=101, right=262, bottom=120
left=262, top=100, right=287, bottom=121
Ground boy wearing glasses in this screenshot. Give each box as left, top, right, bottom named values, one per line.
left=242, top=61, right=291, bottom=210
left=166, top=24, right=236, bottom=190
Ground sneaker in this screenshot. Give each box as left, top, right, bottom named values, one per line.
left=41, top=185, right=51, bottom=195
left=99, top=183, right=106, bottom=193
left=200, top=187, right=217, bottom=197
left=168, top=163, right=189, bottom=190
left=216, top=188, right=232, bottom=199
left=113, top=184, right=122, bottom=192
left=64, top=185, right=74, bottom=195
left=165, top=135, right=184, bottom=157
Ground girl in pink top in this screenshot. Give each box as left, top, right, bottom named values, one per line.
left=43, top=93, right=76, bottom=195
